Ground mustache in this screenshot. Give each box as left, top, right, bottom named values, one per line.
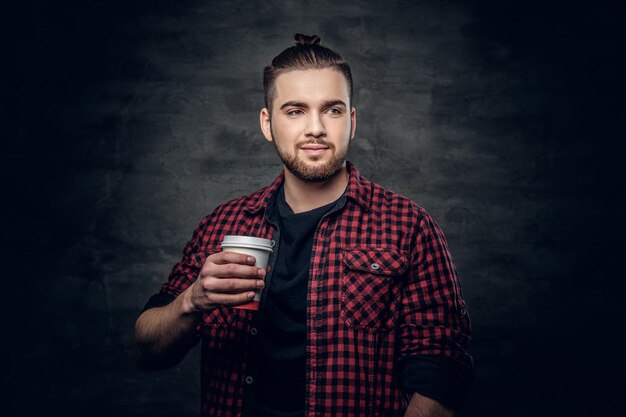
left=297, top=140, right=335, bottom=149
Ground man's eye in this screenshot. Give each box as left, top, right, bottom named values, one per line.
left=326, top=108, right=342, bottom=115
left=287, top=109, right=303, bottom=116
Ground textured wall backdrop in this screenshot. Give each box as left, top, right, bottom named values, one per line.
left=5, top=1, right=623, bottom=416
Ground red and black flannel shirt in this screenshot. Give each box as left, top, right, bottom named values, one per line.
left=157, top=161, right=472, bottom=417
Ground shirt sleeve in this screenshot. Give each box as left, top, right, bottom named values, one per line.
left=142, top=292, right=176, bottom=312
left=398, top=206, right=474, bottom=408
left=156, top=211, right=217, bottom=298
left=398, top=354, right=473, bottom=410
left=140, top=207, right=221, bottom=310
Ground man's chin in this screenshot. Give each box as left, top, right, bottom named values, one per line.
left=285, top=160, right=344, bottom=183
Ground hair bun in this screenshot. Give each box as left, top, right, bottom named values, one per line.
left=294, top=33, right=321, bottom=46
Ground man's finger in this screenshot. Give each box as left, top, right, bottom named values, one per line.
left=206, top=291, right=256, bottom=306
left=210, top=251, right=256, bottom=266
left=206, top=263, right=265, bottom=279
left=203, top=277, right=264, bottom=293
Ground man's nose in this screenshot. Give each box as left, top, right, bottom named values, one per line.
left=305, top=113, right=326, bottom=138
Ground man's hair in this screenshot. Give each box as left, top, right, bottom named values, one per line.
left=263, top=33, right=353, bottom=112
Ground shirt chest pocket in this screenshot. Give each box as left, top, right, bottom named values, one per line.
left=341, top=248, right=408, bottom=331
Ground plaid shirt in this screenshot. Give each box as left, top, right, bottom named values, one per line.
left=158, top=161, right=472, bottom=417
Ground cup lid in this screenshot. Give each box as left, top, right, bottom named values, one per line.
left=221, top=235, right=274, bottom=251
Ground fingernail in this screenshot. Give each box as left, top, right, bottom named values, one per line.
left=247, top=256, right=255, bottom=264
left=248, top=292, right=255, bottom=298
left=257, top=280, right=265, bottom=287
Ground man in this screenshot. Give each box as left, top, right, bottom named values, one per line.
left=134, top=33, right=473, bottom=417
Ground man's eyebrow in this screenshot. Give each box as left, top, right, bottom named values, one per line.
left=280, top=101, right=308, bottom=110
left=279, top=100, right=348, bottom=110
left=322, top=100, right=347, bottom=108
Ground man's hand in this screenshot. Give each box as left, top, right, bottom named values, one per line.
left=133, top=251, right=266, bottom=370
left=404, top=392, right=454, bottom=417
left=181, top=251, right=266, bottom=313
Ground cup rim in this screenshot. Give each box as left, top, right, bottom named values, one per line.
left=221, top=242, right=273, bottom=252
left=221, top=235, right=274, bottom=252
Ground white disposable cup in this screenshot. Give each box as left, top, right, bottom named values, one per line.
left=220, top=235, right=273, bottom=310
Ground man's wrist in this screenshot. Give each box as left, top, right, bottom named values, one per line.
left=404, top=392, right=454, bottom=417
left=179, top=285, right=199, bottom=315
left=178, top=284, right=217, bottom=316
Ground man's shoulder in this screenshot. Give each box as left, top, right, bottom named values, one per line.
left=363, top=178, right=446, bottom=243
left=189, top=184, right=273, bottom=239
left=365, top=177, right=427, bottom=218
left=209, top=184, right=271, bottom=217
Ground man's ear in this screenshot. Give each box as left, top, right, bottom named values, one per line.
left=350, top=106, right=357, bottom=140
left=260, top=108, right=273, bottom=142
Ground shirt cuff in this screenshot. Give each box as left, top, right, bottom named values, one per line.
left=142, top=292, right=176, bottom=313
left=398, top=355, right=474, bottom=410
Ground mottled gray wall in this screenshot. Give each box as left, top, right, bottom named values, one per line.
left=5, top=0, right=623, bottom=416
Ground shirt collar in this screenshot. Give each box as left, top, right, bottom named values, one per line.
left=243, top=161, right=372, bottom=215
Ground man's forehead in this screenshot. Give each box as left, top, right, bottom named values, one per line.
left=273, top=68, right=350, bottom=104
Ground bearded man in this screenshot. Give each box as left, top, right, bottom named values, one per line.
left=134, top=33, right=473, bottom=417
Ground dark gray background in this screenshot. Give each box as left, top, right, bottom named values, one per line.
left=4, top=0, right=624, bottom=416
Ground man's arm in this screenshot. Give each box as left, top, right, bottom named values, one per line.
left=404, top=392, right=454, bottom=417
left=398, top=207, right=473, bottom=411
left=134, top=251, right=265, bottom=370
left=133, top=286, right=202, bottom=370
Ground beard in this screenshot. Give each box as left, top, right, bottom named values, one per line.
left=271, top=127, right=350, bottom=183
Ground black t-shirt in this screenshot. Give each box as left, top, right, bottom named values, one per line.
left=254, top=186, right=340, bottom=417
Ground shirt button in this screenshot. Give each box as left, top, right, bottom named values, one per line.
left=245, top=376, right=254, bottom=384
left=270, top=240, right=276, bottom=247
left=460, top=307, right=467, bottom=315
left=371, top=263, right=380, bottom=270
left=250, top=327, right=258, bottom=336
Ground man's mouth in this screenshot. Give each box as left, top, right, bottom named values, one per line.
left=300, top=144, right=330, bottom=156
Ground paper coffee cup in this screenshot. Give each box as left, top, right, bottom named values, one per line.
left=220, top=235, right=273, bottom=311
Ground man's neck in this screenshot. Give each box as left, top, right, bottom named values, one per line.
left=282, top=165, right=349, bottom=214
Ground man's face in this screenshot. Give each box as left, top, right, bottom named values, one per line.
left=260, top=69, right=356, bottom=183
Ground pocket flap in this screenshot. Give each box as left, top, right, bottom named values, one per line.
left=342, top=248, right=408, bottom=276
